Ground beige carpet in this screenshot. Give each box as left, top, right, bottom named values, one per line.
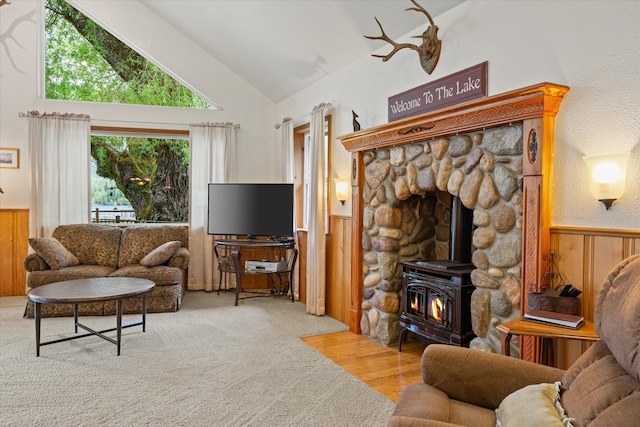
left=0, top=291, right=394, bottom=426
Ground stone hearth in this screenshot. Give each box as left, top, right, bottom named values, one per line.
left=359, top=123, right=524, bottom=353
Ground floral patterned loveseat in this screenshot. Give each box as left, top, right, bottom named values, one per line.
left=23, top=223, right=189, bottom=317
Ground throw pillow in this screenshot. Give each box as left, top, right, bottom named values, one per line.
left=29, top=237, right=80, bottom=270
left=140, top=241, right=182, bottom=267
left=496, top=382, right=574, bottom=427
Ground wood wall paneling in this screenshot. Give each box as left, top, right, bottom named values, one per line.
left=550, top=226, right=640, bottom=369
left=0, top=209, right=29, bottom=297
left=326, top=216, right=352, bottom=323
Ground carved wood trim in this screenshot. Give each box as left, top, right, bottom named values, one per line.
left=340, top=83, right=569, bottom=153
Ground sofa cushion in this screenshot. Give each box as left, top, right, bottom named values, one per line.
left=108, top=265, right=182, bottom=285
left=28, top=238, right=79, bottom=270
left=118, top=225, right=188, bottom=268
left=140, top=241, right=182, bottom=267
left=496, top=382, right=573, bottom=427
left=27, top=265, right=118, bottom=288
left=52, top=224, right=122, bottom=268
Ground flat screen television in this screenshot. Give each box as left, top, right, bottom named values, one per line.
left=207, top=183, right=294, bottom=239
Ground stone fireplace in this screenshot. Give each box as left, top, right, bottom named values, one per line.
left=339, top=83, right=569, bottom=360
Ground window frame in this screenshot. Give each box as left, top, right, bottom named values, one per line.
left=293, top=115, right=332, bottom=230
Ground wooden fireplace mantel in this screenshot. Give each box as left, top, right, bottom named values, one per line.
left=338, top=82, right=569, bottom=362
left=340, top=83, right=568, bottom=152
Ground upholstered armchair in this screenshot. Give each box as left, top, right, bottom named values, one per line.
left=389, top=254, right=640, bottom=427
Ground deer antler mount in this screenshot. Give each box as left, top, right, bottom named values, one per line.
left=364, top=0, right=441, bottom=75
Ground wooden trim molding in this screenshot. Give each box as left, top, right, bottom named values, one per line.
left=340, top=83, right=569, bottom=152
left=550, top=226, right=640, bottom=238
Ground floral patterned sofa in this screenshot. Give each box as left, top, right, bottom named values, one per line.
left=23, top=223, right=189, bottom=317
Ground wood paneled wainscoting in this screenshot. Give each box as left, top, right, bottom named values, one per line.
left=0, top=209, right=29, bottom=297
left=296, top=215, right=352, bottom=325
left=548, top=226, right=640, bottom=369
left=326, top=215, right=352, bottom=324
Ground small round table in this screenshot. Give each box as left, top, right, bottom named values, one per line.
left=28, top=277, right=155, bottom=356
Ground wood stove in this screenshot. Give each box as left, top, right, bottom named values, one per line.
left=399, top=260, right=475, bottom=351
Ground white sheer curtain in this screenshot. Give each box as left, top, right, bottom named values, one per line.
left=279, top=117, right=300, bottom=299
left=306, top=103, right=330, bottom=315
left=188, top=122, right=236, bottom=291
left=27, top=111, right=91, bottom=238
left=279, top=117, right=294, bottom=183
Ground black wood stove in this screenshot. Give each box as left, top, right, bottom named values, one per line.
left=398, top=260, right=475, bottom=351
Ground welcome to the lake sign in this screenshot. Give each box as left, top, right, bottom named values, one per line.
left=388, top=62, right=488, bottom=122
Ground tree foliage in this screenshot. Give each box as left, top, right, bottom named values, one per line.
left=45, top=0, right=205, bottom=221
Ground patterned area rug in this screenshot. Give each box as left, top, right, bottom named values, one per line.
left=0, top=291, right=393, bottom=426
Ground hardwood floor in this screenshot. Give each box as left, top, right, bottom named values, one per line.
left=301, top=331, right=427, bottom=403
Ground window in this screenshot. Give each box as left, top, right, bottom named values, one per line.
left=44, top=0, right=213, bottom=109
left=90, top=128, right=190, bottom=224
left=294, top=116, right=331, bottom=229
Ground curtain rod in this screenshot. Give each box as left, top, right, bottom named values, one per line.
left=274, top=102, right=333, bottom=129
left=18, top=112, right=240, bottom=129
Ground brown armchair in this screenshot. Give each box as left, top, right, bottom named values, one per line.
left=389, top=254, right=640, bottom=427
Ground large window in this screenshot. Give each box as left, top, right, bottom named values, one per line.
left=90, top=130, right=189, bottom=224
left=44, top=0, right=213, bottom=108
left=44, top=0, right=202, bottom=224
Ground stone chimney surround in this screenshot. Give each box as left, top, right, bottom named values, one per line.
left=339, top=83, right=569, bottom=362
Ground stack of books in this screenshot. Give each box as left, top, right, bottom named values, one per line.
left=523, top=309, right=585, bottom=329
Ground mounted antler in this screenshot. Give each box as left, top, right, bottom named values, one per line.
left=364, top=0, right=441, bottom=75
left=0, top=0, right=11, bottom=7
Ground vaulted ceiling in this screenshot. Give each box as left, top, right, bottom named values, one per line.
left=139, top=0, right=464, bottom=103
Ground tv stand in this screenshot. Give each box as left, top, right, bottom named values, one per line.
left=214, top=239, right=297, bottom=306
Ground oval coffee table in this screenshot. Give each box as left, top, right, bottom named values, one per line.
left=28, top=277, right=155, bottom=356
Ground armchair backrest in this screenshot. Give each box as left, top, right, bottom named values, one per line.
left=560, top=254, right=640, bottom=426
left=594, top=253, right=640, bottom=381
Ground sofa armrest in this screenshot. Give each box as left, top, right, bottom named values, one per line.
left=167, top=247, right=189, bottom=269
left=421, top=344, right=564, bottom=410
left=23, top=253, right=49, bottom=272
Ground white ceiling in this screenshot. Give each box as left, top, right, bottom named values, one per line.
left=139, top=0, right=464, bottom=103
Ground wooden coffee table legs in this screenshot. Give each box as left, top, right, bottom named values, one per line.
left=33, top=294, right=148, bottom=357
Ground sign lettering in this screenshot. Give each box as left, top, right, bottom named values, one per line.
left=388, top=62, right=488, bottom=122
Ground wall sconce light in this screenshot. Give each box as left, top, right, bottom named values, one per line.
left=334, top=178, right=349, bottom=205
left=583, top=152, right=629, bottom=210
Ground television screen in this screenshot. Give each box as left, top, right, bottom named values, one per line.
left=207, top=183, right=294, bottom=238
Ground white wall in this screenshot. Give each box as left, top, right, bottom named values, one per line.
left=0, top=0, right=278, bottom=210
left=3, top=1, right=639, bottom=229
left=277, top=0, right=640, bottom=229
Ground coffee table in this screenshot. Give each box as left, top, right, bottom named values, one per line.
left=27, top=277, right=155, bottom=356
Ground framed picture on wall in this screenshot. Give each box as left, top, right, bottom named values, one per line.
left=0, top=148, right=19, bottom=169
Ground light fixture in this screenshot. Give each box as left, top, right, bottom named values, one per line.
left=583, top=152, right=629, bottom=210
left=334, top=178, right=349, bottom=205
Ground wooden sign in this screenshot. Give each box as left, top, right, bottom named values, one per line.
left=388, top=62, right=488, bottom=122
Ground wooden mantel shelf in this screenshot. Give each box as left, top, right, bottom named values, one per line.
left=339, top=82, right=569, bottom=153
